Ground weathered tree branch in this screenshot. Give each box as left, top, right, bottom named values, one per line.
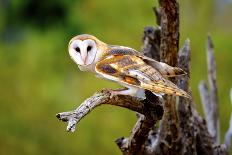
left=207, top=36, right=219, bottom=143
left=199, top=81, right=211, bottom=117
left=156, top=0, right=181, bottom=153
left=115, top=91, right=163, bottom=155
left=176, top=39, right=198, bottom=154
left=57, top=90, right=147, bottom=132
left=159, top=0, right=179, bottom=64
left=57, top=90, right=164, bottom=155
left=199, top=36, right=219, bottom=143
left=197, top=36, right=229, bottom=154
left=177, top=39, right=224, bottom=155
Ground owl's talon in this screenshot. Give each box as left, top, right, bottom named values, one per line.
left=107, top=89, right=127, bottom=99
left=110, top=93, right=115, bottom=99
left=108, top=90, right=119, bottom=99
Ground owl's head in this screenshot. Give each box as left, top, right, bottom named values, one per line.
left=68, top=34, right=107, bottom=66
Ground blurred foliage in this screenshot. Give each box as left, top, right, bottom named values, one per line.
left=0, top=0, right=232, bottom=154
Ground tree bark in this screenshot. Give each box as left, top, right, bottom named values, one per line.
left=155, top=0, right=181, bottom=153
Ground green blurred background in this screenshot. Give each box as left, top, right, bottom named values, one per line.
left=0, top=0, right=231, bottom=154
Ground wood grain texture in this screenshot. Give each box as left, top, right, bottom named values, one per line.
left=156, top=0, right=181, bottom=153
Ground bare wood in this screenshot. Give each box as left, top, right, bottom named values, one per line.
left=177, top=41, right=216, bottom=153
left=115, top=91, right=163, bottom=155
left=159, top=0, right=179, bottom=65
left=197, top=37, right=229, bottom=154
left=56, top=90, right=146, bottom=132
left=156, top=0, right=180, bottom=152
left=199, top=36, right=219, bottom=143
left=57, top=89, right=164, bottom=155
left=177, top=39, right=224, bottom=155
left=207, top=35, right=219, bottom=143
left=176, top=39, right=198, bottom=154
left=116, top=112, right=161, bottom=155
left=199, top=80, right=211, bottom=125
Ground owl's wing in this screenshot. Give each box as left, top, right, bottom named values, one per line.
left=138, top=55, right=187, bottom=77
left=95, top=54, right=190, bottom=98
left=108, top=46, right=186, bottom=77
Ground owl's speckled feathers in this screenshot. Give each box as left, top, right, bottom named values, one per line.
left=68, top=34, right=191, bottom=99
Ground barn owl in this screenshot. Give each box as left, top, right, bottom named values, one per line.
left=68, top=34, right=190, bottom=99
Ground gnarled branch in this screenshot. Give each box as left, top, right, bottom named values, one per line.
left=56, top=90, right=164, bottom=155
left=56, top=90, right=146, bottom=132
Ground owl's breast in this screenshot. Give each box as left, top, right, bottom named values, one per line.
left=78, top=63, right=96, bottom=72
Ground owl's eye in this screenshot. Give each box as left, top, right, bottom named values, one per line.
left=75, top=47, right=80, bottom=52
left=87, top=46, right=92, bottom=52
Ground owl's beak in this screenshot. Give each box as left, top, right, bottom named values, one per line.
left=81, top=55, right=87, bottom=65
left=79, top=50, right=87, bottom=65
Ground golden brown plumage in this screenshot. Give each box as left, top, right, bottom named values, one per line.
left=68, top=34, right=190, bottom=99
left=95, top=55, right=190, bottom=98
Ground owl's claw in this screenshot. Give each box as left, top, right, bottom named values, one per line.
left=105, top=88, right=128, bottom=99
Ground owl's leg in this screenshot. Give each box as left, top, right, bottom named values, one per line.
left=109, top=86, right=145, bottom=99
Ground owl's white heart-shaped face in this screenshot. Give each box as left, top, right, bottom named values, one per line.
left=69, top=39, right=97, bottom=66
